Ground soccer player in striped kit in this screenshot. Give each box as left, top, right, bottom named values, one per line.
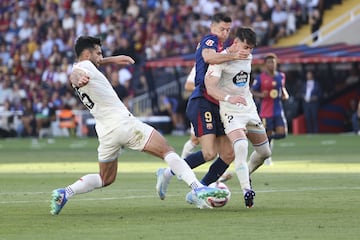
left=251, top=53, right=289, bottom=165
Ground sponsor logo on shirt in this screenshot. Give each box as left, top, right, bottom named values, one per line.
left=233, top=71, right=248, bottom=87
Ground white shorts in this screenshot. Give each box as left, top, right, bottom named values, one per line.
left=219, top=105, right=265, bottom=135
left=97, top=116, right=154, bottom=162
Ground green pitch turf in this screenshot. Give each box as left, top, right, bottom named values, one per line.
left=0, top=134, right=359, bottom=240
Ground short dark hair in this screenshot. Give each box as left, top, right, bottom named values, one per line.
left=74, top=36, right=102, bottom=57
left=234, top=27, right=257, bottom=47
left=264, top=53, right=278, bottom=62
left=211, top=12, right=232, bottom=24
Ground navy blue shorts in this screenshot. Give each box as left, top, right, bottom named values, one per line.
left=261, top=112, right=287, bottom=131
left=186, top=97, right=225, bottom=137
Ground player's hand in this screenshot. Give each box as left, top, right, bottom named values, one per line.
left=261, top=90, right=268, bottom=98
left=227, top=95, right=247, bottom=106
left=231, top=50, right=249, bottom=60
left=70, top=68, right=90, bottom=88
left=103, top=55, right=135, bottom=65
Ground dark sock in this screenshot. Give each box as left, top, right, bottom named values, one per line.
left=201, top=157, right=229, bottom=186
left=171, top=151, right=205, bottom=175
left=271, top=133, right=286, bottom=140
left=184, top=151, right=206, bottom=168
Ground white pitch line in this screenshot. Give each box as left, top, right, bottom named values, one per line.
left=1, top=186, right=359, bottom=204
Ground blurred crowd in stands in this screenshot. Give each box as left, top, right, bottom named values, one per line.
left=0, top=0, right=351, bottom=138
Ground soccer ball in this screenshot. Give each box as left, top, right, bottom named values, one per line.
left=206, top=182, right=231, bottom=208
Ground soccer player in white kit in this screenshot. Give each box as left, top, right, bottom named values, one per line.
left=205, top=27, right=271, bottom=208
left=50, top=36, right=228, bottom=215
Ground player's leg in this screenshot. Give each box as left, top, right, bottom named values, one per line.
left=156, top=98, right=219, bottom=193
left=200, top=134, right=233, bottom=185
left=147, top=129, right=229, bottom=207
left=145, top=129, right=204, bottom=189
left=50, top=132, right=120, bottom=215
left=181, top=125, right=200, bottom=159
left=266, top=114, right=287, bottom=165
left=198, top=102, right=234, bottom=186
left=221, top=110, right=254, bottom=208
left=227, top=129, right=252, bottom=189
left=247, top=130, right=271, bottom=174
left=263, top=117, right=275, bottom=165
left=273, top=113, right=288, bottom=140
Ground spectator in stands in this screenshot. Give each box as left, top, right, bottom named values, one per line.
left=309, top=8, right=322, bottom=42
left=0, top=100, right=17, bottom=138
left=0, top=0, right=336, bottom=140
left=252, top=14, right=269, bottom=46
left=118, top=65, right=135, bottom=109
left=345, top=65, right=360, bottom=86
left=160, top=94, right=186, bottom=135
left=108, top=67, right=129, bottom=103
left=301, top=71, right=322, bottom=133
left=269, top=3, right=288, bottom=44
left=19, top=99, right=36, bottom=137
left=59, top=104, right=77, bottom=137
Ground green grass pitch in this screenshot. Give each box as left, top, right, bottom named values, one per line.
left=0, top=134, right=360, bottom=240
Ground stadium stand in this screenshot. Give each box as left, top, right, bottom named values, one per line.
left=0, top=0, right=358, bottom=137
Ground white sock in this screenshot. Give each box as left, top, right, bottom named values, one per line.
left=65, top=173, right=103, bottom=198
left=164, top=152, right=203, bottom=189
left=233, top=139, right=251, bottom=193
left=181, top=139, right=196, bottom=159
left=164, top=167, right=175, bottom=179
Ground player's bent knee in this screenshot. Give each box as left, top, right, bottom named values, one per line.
left=202, top=149, right=218, bottom=161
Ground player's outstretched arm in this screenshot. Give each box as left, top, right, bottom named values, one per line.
left=100, top=55, right=135, bottom=66
left=282, top=87, right=290, bottom=100
left=184, top=65, right=196, bottom=92
left=202, top=48, right=248, bottom=65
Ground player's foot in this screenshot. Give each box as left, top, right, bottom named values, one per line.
left=50, top=188, right=68, bottom=215
left=244, top=190, right=256, bottom=208
left=264, top=157, right=273, bottom=166
left=217, top=171, right=233, bottom=183
left=156, top=168, right=170, bottom=200
left=185, top=191, right=212, bottom=209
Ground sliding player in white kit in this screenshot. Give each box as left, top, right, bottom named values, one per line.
left=50, top=36, right=228, bottom=215
left=205, top=27, right=271, bottom=208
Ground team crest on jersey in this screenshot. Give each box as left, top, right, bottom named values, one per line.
left=206, top=123, right=213, bottom=130
left=233, top=71, right=248, bottom=87
left=270, top=89, right=279, bottom=98
left=205, top=39, right=215, bottom=47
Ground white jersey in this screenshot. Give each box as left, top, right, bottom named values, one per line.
left=207, top=53, right=263, bottom=134
left=72, top=60, right=154, bottom=161
left=186, top=65, right=196, bottom=84
left=208, top=52, right=257, bottom=113
left=72, top=60, right=131, bottom=137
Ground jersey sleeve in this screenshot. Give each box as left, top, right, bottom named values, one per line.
left=207, top=62, right=223, bottom=78
left=186, top=65, right=196, bottom=84
left=202, top=34, right=219, bottom=51
left=251, top=74, right=261, bottom=91
left=74, top=60, right=96, bottom=79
